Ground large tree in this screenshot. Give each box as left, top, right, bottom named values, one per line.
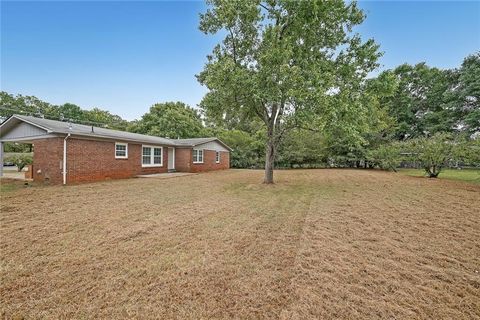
left=323, top=71, right=397, bottom=167
left=449, top=53, right=480, bottom=136
left=128, top=102, right=205, bottom=139
left=379, top=63, right=454, bottom=140
left=198, top=0, right=380, bottom=183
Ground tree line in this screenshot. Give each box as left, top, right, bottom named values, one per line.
left=1, top=52, right=479, bottom=176
left=1, top=49, right=478, bottom=177
left=1, top=1, right=478, bottom=182
left=199, top=53, right=480, bottom=175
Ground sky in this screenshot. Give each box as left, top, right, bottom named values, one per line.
left=1, top=1, right=479, bottom=121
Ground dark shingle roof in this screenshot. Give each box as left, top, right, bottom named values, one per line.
left=13, top=114, right=176, bottom=146
left=2, top=115, right=232, bottom=150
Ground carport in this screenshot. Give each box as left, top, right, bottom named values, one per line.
left=0, top=115, right=60, bottom=181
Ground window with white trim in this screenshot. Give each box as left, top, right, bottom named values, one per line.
left=215, top=151, right=220, bottom=163
left=193, top=149, right=204, bottom=163
left=142, top=146, right=163, bottom=167
left=115, top=143, right=128, bottom=159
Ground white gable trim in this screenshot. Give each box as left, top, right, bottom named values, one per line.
left=195, top=140, right=229, bottom=152
left=0, top=115, right=52, bottom=133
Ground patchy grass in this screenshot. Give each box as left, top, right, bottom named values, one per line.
left=0, top=178, right=29, bottom=193
left=1, top=169, right=479, bottom=319
left=399, top=168, right=480, bottom=184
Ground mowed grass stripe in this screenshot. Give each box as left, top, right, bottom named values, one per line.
left=1, top=169, right=479, bottom=319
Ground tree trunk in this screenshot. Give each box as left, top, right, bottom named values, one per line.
left=264, top=135, right=275, bottom=184
left=262, top=102, right=283, bottom=184
left=426, top=165, right=440, bottom=178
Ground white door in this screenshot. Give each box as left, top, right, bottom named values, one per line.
left=168, top=147, right=175, bottom=170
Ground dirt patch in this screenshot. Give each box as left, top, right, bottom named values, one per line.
left=1, top=169, right=479, bottom=319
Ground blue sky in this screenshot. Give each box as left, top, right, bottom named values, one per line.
left=1, top=1, right=479, bottom=121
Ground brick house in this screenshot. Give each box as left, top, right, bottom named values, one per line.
left=0, top=115, right=231, bottom=185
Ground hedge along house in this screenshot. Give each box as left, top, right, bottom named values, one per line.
left=0, top=115, right=231, bottom=185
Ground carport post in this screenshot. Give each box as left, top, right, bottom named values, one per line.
left=0, top=141, right=3, bottom=177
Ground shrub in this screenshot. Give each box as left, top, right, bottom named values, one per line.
left=406, top=133, right=455, bottom=178
left=4, top=153, right=33, bottom=172
left=465, top=139, right=480, bottom=166
left=368, top=143, right=401, bottom=171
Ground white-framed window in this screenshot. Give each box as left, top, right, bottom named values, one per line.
left=115, top=142, right=128, bottom=159
left=215, top=151, right=220, bottom=163
left=142, top=145, right=163, bottom=167
left=193, top=149, right=204, bottom=163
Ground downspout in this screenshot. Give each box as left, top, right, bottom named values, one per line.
left=63, top=133, right=71, bottom=185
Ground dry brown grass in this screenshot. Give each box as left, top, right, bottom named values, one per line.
left=1, top=169, right=479, bottom=319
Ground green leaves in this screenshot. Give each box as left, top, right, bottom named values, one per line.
left=403, top=133, right=456, bottom=177
left=199, top=0, right=379, bottom=119
left=0, top=91, right=128, bottom=130
left=4, top=153, right=33, bottom=172
left=199, top=0, right=380, bottom=182
left=376, top=53, right=480, bottom=139
left=367, top=143, right=401, bottom=172
left=128, top=102, right=205, bottom=139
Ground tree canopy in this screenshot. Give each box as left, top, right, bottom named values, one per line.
left=198, top=0, right=380, bottom=183
left=0, top=92, right=128, bottom=130
left=128, top=102, right=205, bottom=139
left=1, top=48, right=478, bottom=177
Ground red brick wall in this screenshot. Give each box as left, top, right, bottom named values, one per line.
left=33, top=137, right=64, bottom=184
left=175, top=148, right=230, bottom=173
left=174, top=148, right=192, bottom=172
left=33, top=137, right=168, bottom=184
left=190, top=150, right=230, bottom=173
left=32, top=137, right=230, bottom=184
left=66, top=138, right=168, bottom=183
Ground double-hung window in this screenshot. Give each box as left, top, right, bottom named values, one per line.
left=193, top=149, right=204, bottom=163
left=215, top=151, right=220, bottom=163
left=115, top=142, right=128, bottom=159
left=142, top=145, right=163, bottom=167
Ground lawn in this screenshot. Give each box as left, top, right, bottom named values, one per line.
left=399, top=168, right=480, bottom=185
left=1, top=169, right=479, bottom=319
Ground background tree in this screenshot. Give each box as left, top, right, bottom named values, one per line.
left=0, top=92, right=54, bottom=120
left=276, top=129, right=327, bottom=168
left=367, top=143, right=401, bottom=172
left=405, top=133, right=456, bottom=178
left=128, top=102, right=205, bottom=139
left=320, top=69, right=396, bottom=167
left=0, top=92, right=130, bottom=153
left=198, top=0, right=380, bottom=183
left=379, top=63, right=453, bottom=139
left=83, top=108, right=128, bottom=130
left=214, top=129, right=265, bottom=168
left=0, top=92, right=128, bottom=129
left=448, top=53, right=480, bottom=136
left=465, top=139, right=480, bottom=165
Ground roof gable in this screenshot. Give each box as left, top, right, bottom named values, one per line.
left=173, top=138, right=232, bottom=151
left=0, top=119, right=49, bottom=140
left=4, top=115, right=175, bottom=146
